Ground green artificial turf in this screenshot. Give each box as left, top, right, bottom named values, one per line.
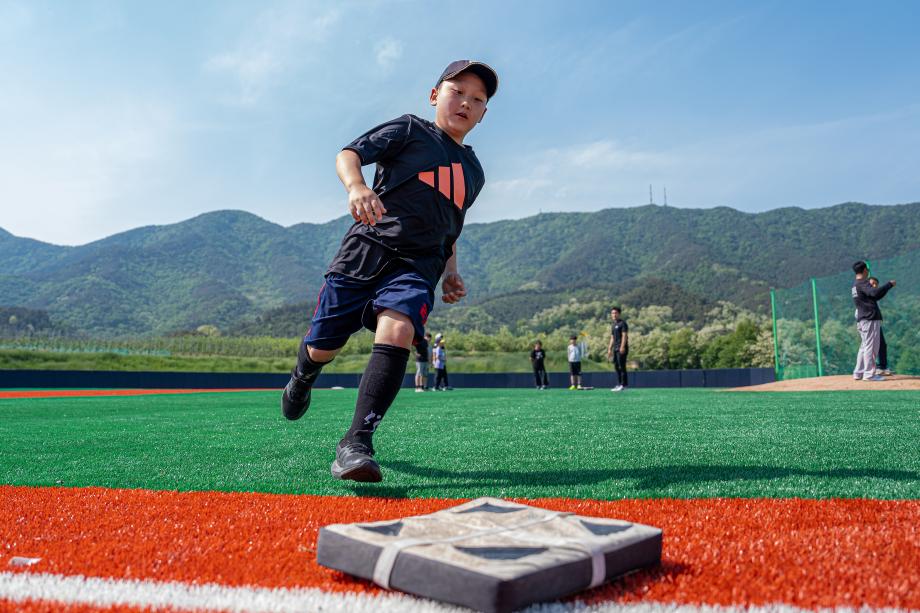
left=1, top=388, right=917, bottom=500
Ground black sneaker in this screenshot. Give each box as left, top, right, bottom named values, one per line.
left=280, top=368, right=313, bottom=420
left=330, top=439, right=382, bottom=482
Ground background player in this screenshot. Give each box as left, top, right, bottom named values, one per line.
left=530, top=340, right=549, bottom=389
left=415, top=331, right=431, bottom=392
left=867, top=277, right=892, bottom=376
left=433, top=336, right=450, bottom=390
left=852, top=261, right=895, bottom=382
left=568, top=335, right=583, bottom=390
left=607, top=306, right=629, bottom=391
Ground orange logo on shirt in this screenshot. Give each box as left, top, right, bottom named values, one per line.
left=418, top=164, right=465, bottom=209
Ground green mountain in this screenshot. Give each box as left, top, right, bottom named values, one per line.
left=2, top=202, right=918, bottom=336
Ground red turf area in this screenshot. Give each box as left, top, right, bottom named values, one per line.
left=1, top=486, right=917, bottom=609
left=0, top=389, right=261, bottom=399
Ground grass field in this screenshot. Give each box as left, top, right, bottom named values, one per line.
left=2, top=388, right=917, bottom=498
left=2, top=387, right=918, bottom=612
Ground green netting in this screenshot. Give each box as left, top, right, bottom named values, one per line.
left=772, top=250, right=920, bottom=380
left=772, top=279, right=818, bottom=380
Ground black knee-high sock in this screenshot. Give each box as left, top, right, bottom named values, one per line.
left=344, top=343, right=410, bottom=446
left=294, top=338, right=327, bottom=385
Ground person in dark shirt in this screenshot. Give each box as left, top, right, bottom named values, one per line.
left=868, top=276, right=892, bottom=376
left=851, top=261, right=895, bottom=381
left=530, top=340, right=549, bottom=389
left=607, top=306, right=629, bottom=391
left=415, top=332, right=431, bottom=392
left=280, top=60, right=498, bottom=482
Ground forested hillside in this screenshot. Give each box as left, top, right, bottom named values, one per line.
left=1, top=201, right=918, bottom=336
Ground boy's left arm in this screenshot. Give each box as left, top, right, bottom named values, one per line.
left=441, top=243, right=467, bottom=304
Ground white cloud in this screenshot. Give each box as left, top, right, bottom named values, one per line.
left=0, top=98, right=178, bottom=245
left=568, top=140, right=667, bottom=169
left=466, top=139, right=673, bottom=223
left=469, top=105, right=920, bottom=224
left=494, top=138, right=670, bottom=194
left=489, top=177, right=553, bottom=199
left=203, top=5, right=340, bottom=106
left=374, top=37, right=403, bottom=71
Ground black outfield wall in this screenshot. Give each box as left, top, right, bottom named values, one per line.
left=0, top=368, right=774, bottom=389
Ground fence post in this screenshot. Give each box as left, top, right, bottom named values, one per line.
left=810, top=278, right=824, bottom=377
left=770, top=289, right=781, bottom=380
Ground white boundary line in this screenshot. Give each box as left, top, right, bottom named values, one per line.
left=0, top=572, right=909, bottom=613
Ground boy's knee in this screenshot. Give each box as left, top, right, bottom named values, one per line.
left=375, top=309, right=415, bottom=347
left=306, top=345, right=341, bottom=364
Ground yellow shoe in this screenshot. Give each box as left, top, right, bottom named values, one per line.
left=568, top=385, right=576, bottom=390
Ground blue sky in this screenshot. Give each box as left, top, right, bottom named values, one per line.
left=1, top=0, right=918, bottom=245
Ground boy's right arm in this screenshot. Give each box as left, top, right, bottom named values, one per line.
left=336, top=149, right=387, bottom=226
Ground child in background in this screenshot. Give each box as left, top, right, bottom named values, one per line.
left=530, top=340, right=548, bottom=389
left=567, top=335, right=583, bottom=390
left=415, top=331, right=431, bottom=392
left=433, top=338, right=450, bottom=390
left=607, top=306, right=629, bottom=392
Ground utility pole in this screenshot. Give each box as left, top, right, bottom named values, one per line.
left=663, top=186, right=668, bottom=207
left=649, top=184, right=654, bottom=205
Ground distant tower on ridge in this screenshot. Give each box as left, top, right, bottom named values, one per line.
left=649, top=184, right=654, bottom=205
left=663, top=186, right=668, bottom=207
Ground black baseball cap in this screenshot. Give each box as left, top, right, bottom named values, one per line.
left=436, top=60, right=499, bottom=98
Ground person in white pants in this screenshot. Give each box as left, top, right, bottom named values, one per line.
left=853, top=319, right=882, bottom=380
left=850, top=260, right=895, bottom=381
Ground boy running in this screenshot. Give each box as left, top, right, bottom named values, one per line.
left=280, top=60, right=498, bottom=482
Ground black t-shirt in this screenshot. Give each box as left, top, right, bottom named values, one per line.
left=415, top=338, right=429, bottom=362
left=530, top=348, right=546, bottom=368
left=852, top=278, right=892, bottom=321
left=328, top=114, right=485, bottom=288
left=611, top=319, right=629, bottom=352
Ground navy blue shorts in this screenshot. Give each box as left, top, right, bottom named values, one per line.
left=303, top=265, right=434, bottom=350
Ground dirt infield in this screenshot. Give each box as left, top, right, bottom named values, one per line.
left=732, top=374, right=920, bottom=392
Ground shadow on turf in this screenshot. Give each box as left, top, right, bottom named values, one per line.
left=346, top=461, right=918, bottom=498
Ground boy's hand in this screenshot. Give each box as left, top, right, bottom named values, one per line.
left=441, top=272, right=467, bottom=303
left=348, top=185, right=387, bottom=226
